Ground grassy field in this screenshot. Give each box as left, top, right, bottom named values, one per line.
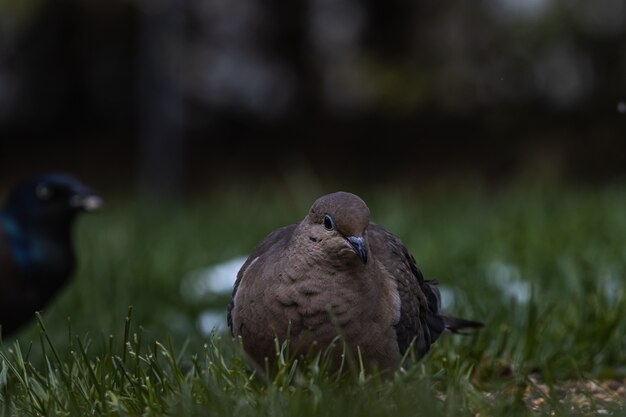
left=1, top=182, right=626, bottom=416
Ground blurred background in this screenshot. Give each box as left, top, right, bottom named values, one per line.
left=1, top=0, right=625, bottom=195
left=2, top=0, right=626, bottom=374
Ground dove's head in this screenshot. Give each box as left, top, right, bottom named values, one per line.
left=305, top=191, right=370, bottom=264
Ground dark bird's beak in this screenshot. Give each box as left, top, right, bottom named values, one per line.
left=69, top=187, right=103, bottom=212
left=346, top=235, right=367, bottom=264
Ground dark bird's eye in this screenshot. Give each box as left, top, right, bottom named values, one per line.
left=323, top=214, right=335, bottom=230
left=35, top=184, right=53, bottom=201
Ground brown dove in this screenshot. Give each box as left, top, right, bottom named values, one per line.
left=228, top=191, right=482, bottom=370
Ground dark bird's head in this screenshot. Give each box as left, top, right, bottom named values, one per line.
left=305, top=191, right=370, bottom=265
left=1, top=173, right=102, bottom=270
left=2, top=173, right=102, bottom=229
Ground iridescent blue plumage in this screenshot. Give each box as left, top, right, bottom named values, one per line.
left=0, top=173, right=101, bottom=337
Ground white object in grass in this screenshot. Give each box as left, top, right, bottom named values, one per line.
left=181, top=256, right=247, bottom=301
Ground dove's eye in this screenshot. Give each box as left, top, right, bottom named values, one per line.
left=323, top=214, right=335, bottom=230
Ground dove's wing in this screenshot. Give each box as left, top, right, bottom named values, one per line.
left=368, top=223, right=445, bottom=358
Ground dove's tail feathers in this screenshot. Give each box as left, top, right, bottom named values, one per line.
left=442, top=316, right=484, bottom=335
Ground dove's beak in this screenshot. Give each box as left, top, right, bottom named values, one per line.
left=346, top=235, right=367, bottom=264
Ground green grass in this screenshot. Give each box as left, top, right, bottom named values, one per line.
left=1, top=183, right=626, bottom=416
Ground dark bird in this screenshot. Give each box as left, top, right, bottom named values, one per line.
left=0, top=173, right=101, bottom=337
left=228, top=191, right=482, bottom=370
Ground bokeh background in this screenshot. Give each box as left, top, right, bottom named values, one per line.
left=2, top=0, right=626, bottom=371
left=1, top=0, right=626, bottom=193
